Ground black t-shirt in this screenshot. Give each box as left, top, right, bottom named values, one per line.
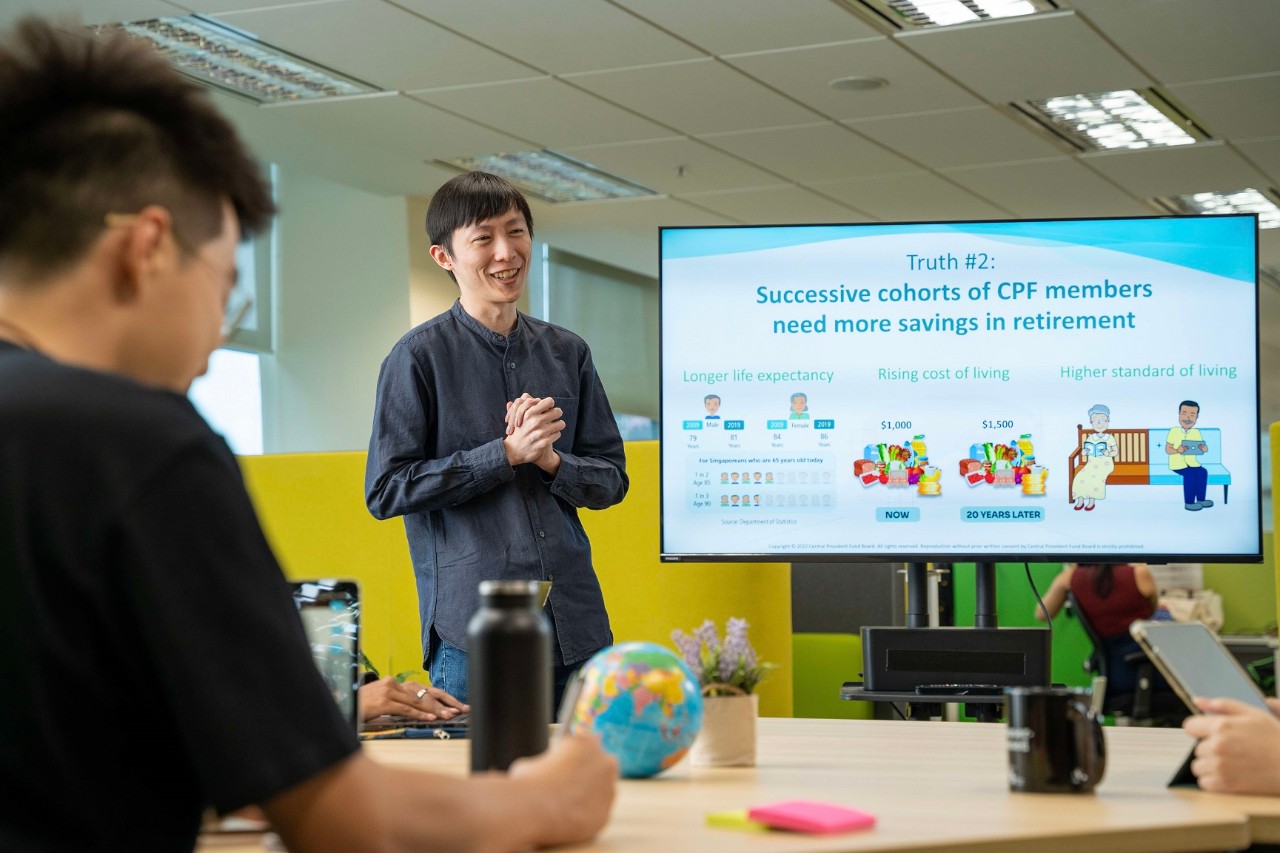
left=0, top=343, right=359, bottom=852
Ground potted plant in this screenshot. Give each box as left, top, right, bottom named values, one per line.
left=671, top=617, right=772, bottom=767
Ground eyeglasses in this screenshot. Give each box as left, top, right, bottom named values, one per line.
left=104, top=212, right=253, bottom=341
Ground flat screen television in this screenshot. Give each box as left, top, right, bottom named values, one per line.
left=659, top=215, right=1261, bottom=564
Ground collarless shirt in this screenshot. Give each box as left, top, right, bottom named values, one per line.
left=365, top=301, right=627, bottom=666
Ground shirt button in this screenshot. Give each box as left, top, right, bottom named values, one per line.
left=548, top=573, right=555, bottom=581
left=508, top=362, right=516, bottom=369
left=538, top=530, right=546, bottom=538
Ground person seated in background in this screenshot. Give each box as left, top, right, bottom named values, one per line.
left=0, top=17, right=614, bottom=852
left=1035, top=562, right=1158, bottom=696
left=358, top=677, right=467, bottom=722
left=1183, top=697, right=1280, bottom=794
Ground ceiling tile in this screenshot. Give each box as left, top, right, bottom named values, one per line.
left=558, top=137, right=779, bottom=194
left=699, top=123, right=917, bottom=183
left=211, top=90, right=460, bottom=196
left=407, top=78, right=673, bottom=148
left=676, top=185, right=866, bottom=224
left=1236, top=138, right=1280, bottom=188
left=1081, top=141, right=1273, bottom=198
left=725, top=38, right=981, bottom=121
left=563, top=59, right=822, bottom=135
left=805, top=172, right=1008, bottom=221
left=941, top=158, right=1151, bottom=219
left=259, top=93, right=532, bottom=162
left=531, top=196, right=735, bottom=276
left=846, top=107, right=1063, bottom=169
left=0, top=0, right=186, bottom=26
left=1170, top=75, right=1280, bottom=141
left=614, top=0, right=881, bottom=54
left=211, top=0, right=537, bottom=90
left=1071, top=0, right=1280, bottom=85
left=390, top=0, right=701, bottom=74
left=897, top=11, right=1150, bottom=103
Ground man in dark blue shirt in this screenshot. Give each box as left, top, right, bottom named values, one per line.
left=365, top=172, right=629, bottom=706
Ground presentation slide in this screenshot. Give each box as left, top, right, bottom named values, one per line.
left=659, top=216, right=1261, bottom=562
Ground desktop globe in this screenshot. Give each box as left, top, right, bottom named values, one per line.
left=566, top=642, right=703, bottom=778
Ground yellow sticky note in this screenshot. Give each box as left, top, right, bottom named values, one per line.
left=706, top=810, right=769, bottom=833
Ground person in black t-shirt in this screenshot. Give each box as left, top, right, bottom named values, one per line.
left=0, top=17, right=615, bottom=853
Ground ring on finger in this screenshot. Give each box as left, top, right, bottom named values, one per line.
left=416, top=688, right=428, bottom=700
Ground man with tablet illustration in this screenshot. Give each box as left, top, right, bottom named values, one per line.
left=1165, top=400, right=1213, bottom=511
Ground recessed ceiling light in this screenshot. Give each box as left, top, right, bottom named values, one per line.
left=1019, top=89, right=1205, bottom=151
left=829, top=76, right=889, bottom=92
left=845, top=0, right=1058, bottom=29
left=106, top=16, right=378, bottom=104
left=442, top=151, right=657, bottom=204
left=1159, top=189, right=1280, bottom=230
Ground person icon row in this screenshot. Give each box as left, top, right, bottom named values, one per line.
left=701, top=392, right=818, bottom=420
left=719, top=493, right=833, bottom=508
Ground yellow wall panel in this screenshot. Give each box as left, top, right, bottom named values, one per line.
left=240, top=451, right=424, bottom=679
left=583, top=442, right=792, bottom=716
left=240, top=442, right=794, bottom=716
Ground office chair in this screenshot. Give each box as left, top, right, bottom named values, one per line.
left=1065, top=591, right=1185, bottom=726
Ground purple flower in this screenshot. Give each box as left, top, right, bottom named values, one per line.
left=672, top=616, right=771, bottom=694
left=669, top=629, right=701, bottom=673
left=694, top=619, right=720, bottom=654
left=719, top=618, right=751, bottom=682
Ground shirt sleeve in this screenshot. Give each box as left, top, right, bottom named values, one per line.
left=549, top=344, right=629, bottom=510
left=365, top=342, right=515, bottom=520
left=118, top=441, right=359, bottom=814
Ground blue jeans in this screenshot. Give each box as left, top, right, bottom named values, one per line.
left=427, top=630, right=589, bottom=715
left=427, top=632, right=471, bottom=704
left=1175, top=466, right=1208, bottom=504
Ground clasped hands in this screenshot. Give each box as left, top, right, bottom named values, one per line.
left=503, top=392, right=564, bottom=473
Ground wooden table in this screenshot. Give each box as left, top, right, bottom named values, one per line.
left=199, top=717, right=1264, bottom=852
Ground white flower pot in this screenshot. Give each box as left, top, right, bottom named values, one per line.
left=691, top=693, right=758, bottom=767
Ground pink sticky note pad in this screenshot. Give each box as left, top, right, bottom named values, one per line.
left=747, top=800, right=876, bottom=835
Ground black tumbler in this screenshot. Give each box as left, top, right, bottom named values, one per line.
left=468, top=580, right=551, bottom=772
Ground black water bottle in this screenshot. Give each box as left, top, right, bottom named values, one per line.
left=468, top=580, right=551, bottom=772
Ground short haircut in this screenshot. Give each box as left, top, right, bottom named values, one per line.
left=426, top=170, right=534, bottom=263
left=0, top=18, right=274, bottom=281
left=1179, top=400, right=1200, bottom=412
left=704, top=394, right=720, bottom=403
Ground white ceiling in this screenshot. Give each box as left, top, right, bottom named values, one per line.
left=7, top=0, right=1280, bottom=424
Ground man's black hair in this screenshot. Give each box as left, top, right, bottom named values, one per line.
left=0, top=17, right=275, bottom=281
left=426, top=171, right=534, bottom=279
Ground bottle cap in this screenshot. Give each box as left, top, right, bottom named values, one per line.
left=478, top=579, right=541, bottom=605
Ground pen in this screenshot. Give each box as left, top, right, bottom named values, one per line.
left=362, top=728, right=406, bottom=740
left=555, top=670, right=584, bottom=738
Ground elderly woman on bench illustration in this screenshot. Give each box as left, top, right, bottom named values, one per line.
left=1071, top=403, right=1117, bottom=511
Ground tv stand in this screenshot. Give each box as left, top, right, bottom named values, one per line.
left=846, top=561, right=1050, bottom=722
left=974, top=561, right=997, bottom=628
